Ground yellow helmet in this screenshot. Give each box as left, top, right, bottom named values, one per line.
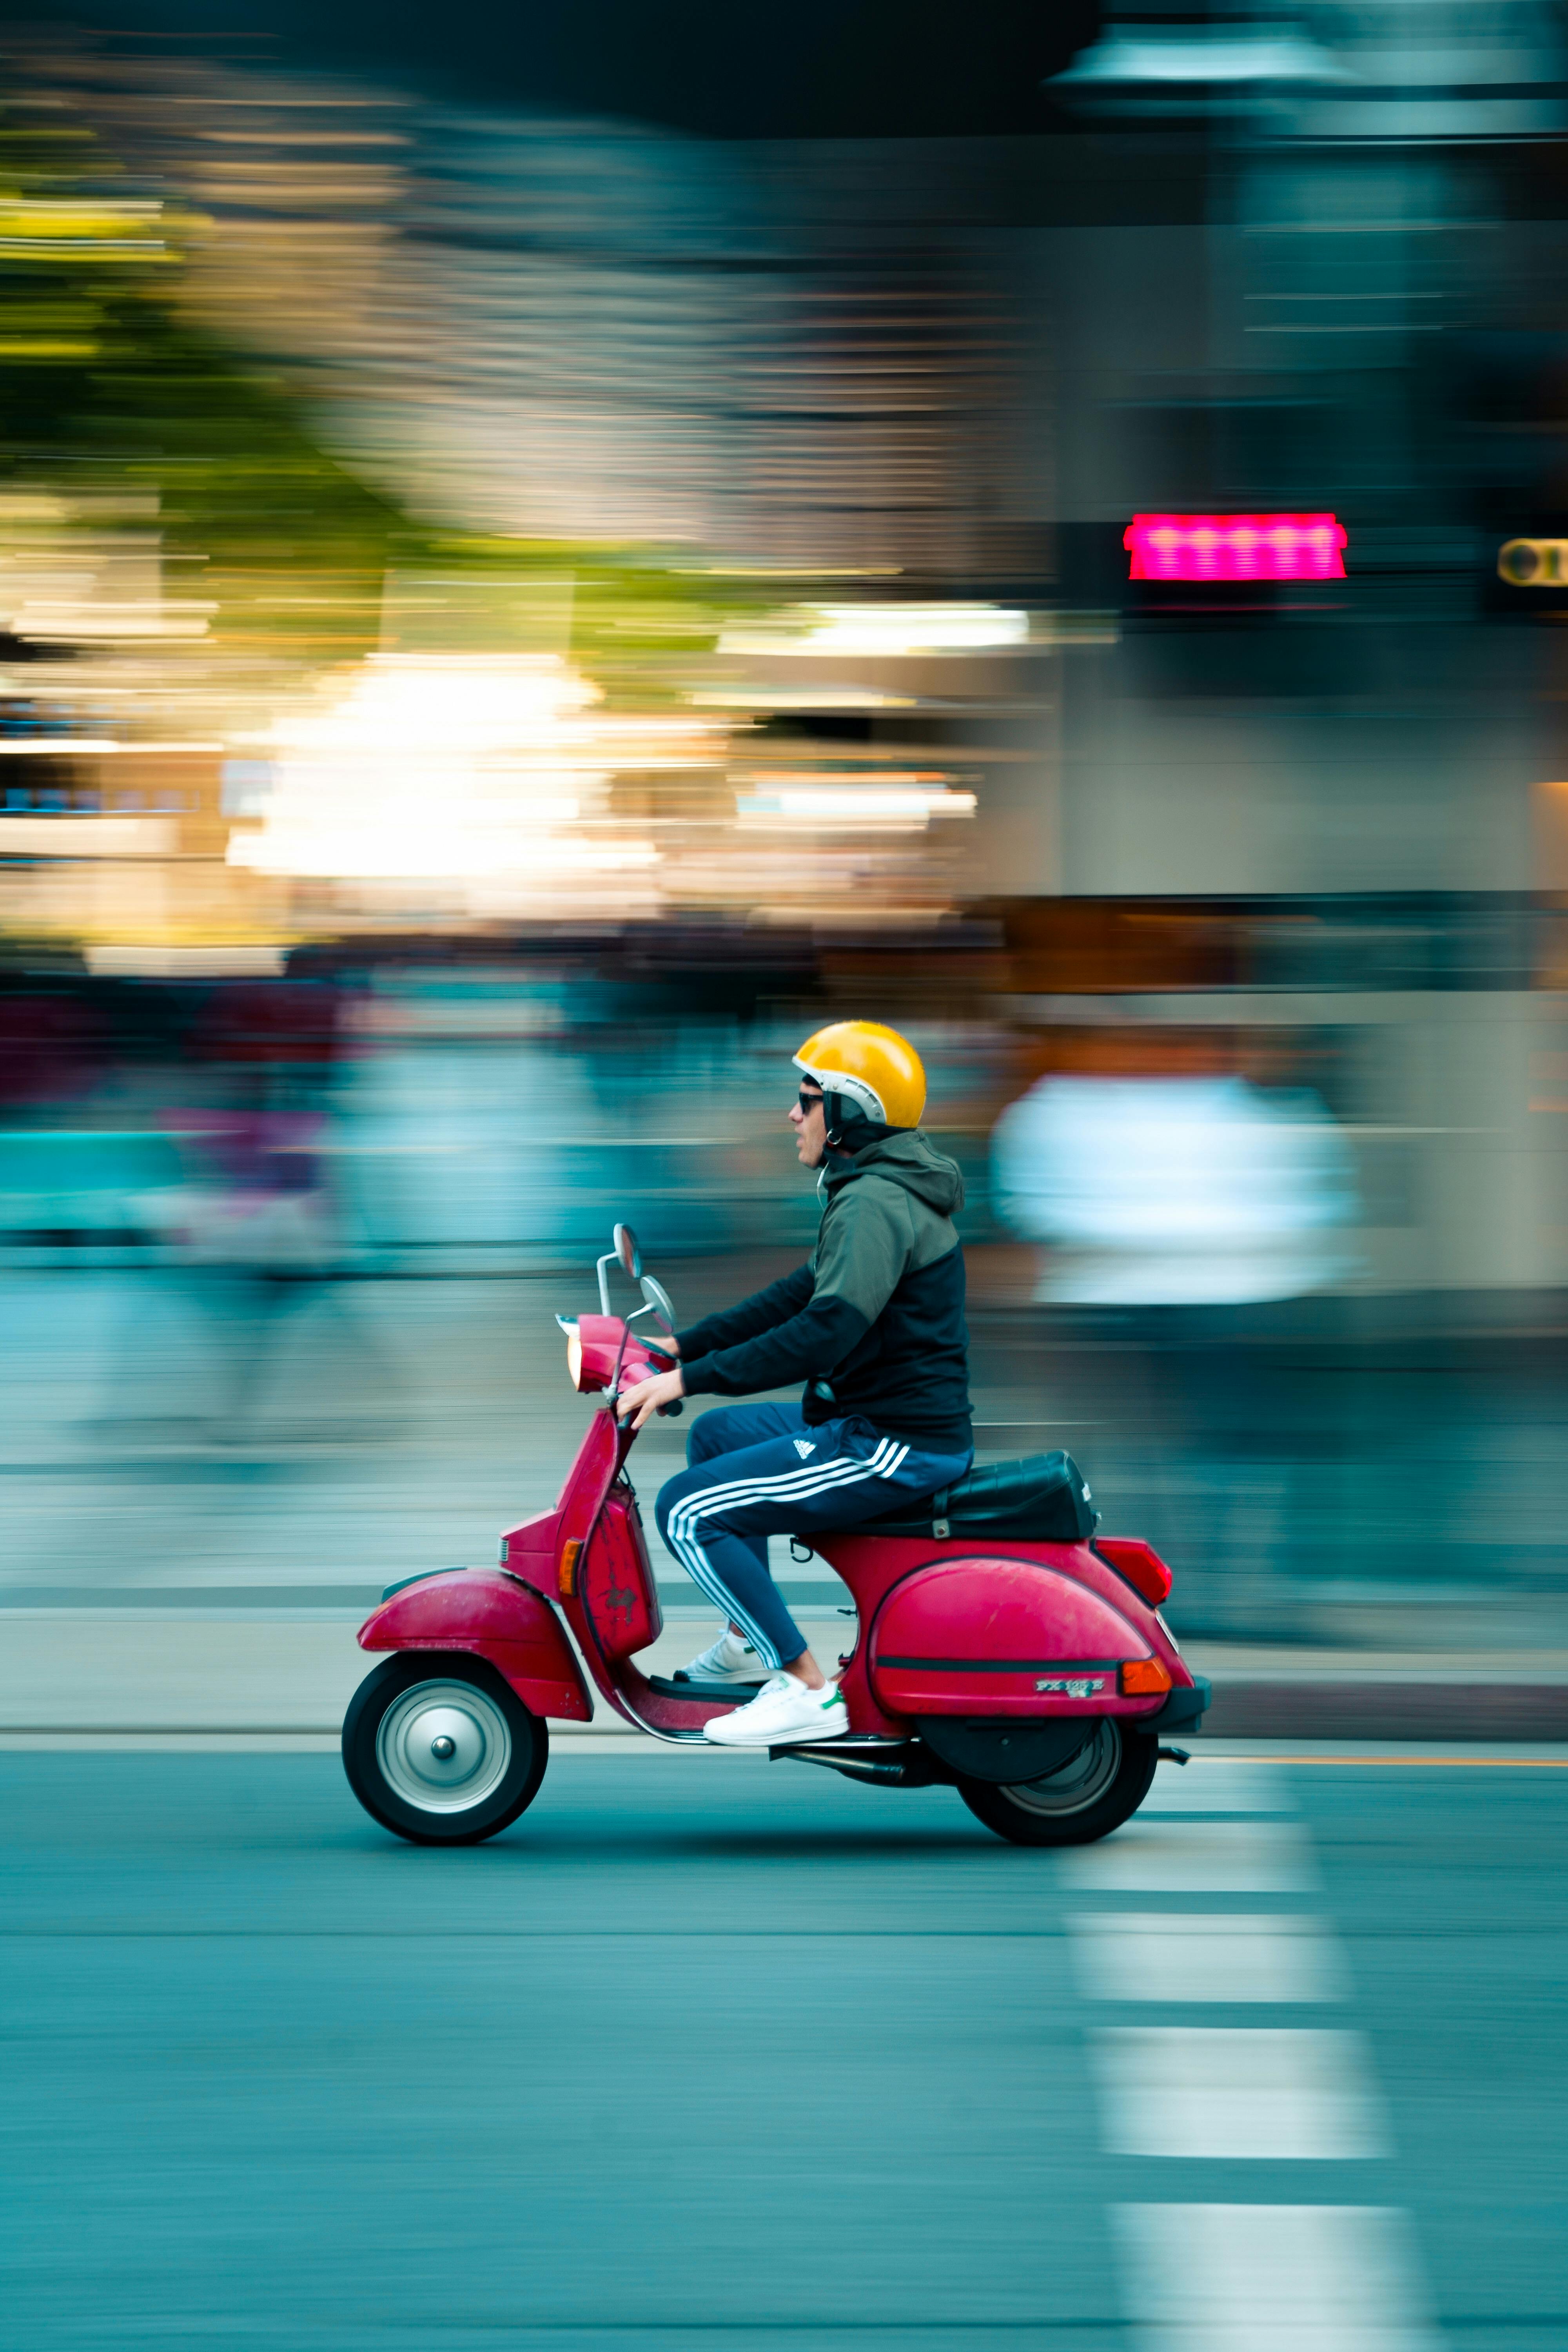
left=794, top=1020, right=926, bottom=1131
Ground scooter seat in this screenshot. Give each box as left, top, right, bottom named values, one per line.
left=847, top=1449, right=1096, bottom=1544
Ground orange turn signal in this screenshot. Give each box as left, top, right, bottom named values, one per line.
left=1120, top=1656, right=1173, bottom=1697
left=558, top=1537, right=583, bottom=1599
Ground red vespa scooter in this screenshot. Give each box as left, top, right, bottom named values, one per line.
left=342, top=1224, right=1209, bottom=1847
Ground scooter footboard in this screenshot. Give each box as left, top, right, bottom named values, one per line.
left=358, top=1570, right=592, bottom=1722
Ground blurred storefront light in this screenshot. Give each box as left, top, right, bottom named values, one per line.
left=690, top=687, right=914, bottom=712
left=1050, top=23, right=1354, bottom=116
left=717, top=604, right=1029, bottom=658
left=0, top=194, right=175, bottom=261
left=0, top=739, right=121, bottom=757
left=0, top=815, right=178, bottom=856
left=735, top=779, right=977, bottom=828
left=1497, top=539, right=1568, bottom=586
left=1125, top=514, right=1347, bottom=583
left=1051, top=0, right=1567, bottom=139
left=227, top=652, right=711, bottom=907
left=9, top=598, right=214, bottom=642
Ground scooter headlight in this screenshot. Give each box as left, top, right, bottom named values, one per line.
left=557, top=1315, right=584, bottom=1390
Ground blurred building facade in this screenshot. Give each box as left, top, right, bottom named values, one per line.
left=4, top=29, right=1568, bottom=1294
left=8, top=24, right=1568, bottom=1644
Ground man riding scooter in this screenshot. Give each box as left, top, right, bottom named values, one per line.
left=615, top=1020, right=974, bottom=1747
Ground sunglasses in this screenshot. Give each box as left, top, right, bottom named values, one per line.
left=797, top=1087, right=825, bottom=1116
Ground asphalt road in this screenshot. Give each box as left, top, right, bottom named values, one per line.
left=4, top=1749, right=1566, bottom=2349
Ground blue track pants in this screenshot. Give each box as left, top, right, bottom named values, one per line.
left=654, top=1401, right=971, bottom=1670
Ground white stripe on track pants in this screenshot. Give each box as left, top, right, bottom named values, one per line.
left=653, top=1400, right=971, bottom=1670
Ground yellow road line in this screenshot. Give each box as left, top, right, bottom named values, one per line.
left=1255, top=1754, right=1568, bottom=1768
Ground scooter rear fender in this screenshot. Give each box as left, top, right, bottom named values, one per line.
left=358, top=1570, right=592, bottom=1722
left=868, top=1553, right=1191, bottom=1722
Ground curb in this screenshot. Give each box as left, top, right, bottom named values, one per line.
left=1199, top=1681, right=1568, bottom=1742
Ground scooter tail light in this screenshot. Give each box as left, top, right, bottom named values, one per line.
left=1120, top=1657, right=1173, bottom=1697
left=1098, top=1537, right=1174, bottom=1606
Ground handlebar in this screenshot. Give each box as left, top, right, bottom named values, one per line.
left=615, top=1340, right=683, bottom=1422
left=621, top=1327, right=682, bottom=1416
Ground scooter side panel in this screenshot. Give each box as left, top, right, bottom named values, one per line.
left=868, top=1556, right=1166, bottom=1719
left=357, top=1570, right=593, bottom=1722
left=583, top=1491, right=662, bottom=1659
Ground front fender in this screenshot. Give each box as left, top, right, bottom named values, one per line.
left=358, top=1570, right=592, bottom=1722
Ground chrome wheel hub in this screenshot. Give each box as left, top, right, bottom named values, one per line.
left=376, top=1680, right=512, bottom=1814
left=1000, top=1720, right=1122, bottom=1817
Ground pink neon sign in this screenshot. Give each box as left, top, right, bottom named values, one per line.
left=1125, top=512, right=1347, bottom=583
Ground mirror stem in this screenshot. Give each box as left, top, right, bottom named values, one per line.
left=595, top=1251, right=617, bottom=1315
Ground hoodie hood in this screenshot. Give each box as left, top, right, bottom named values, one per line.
left=822, top=1127, right=965, bottom=1216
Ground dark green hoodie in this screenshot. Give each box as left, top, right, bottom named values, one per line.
left=675, top=1130, right=973, bottom=1455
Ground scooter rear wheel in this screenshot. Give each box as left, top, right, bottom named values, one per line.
left=343, top=1652, right=548, bottom=1845
left=958, top=1721, right=1156, bottom=1847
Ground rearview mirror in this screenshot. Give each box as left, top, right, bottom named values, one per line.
left=613, top=1223, right=642, bottom=1281
left=640, top=1274, right=677, bottom=1335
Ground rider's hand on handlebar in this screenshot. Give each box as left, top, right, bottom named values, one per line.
left=616, top=1366, right=686, bottom=1430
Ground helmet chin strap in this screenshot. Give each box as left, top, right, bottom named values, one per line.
left=822, top=1089, right=895, bottom=1154
left=821, top=1089, right=860, bottom=1149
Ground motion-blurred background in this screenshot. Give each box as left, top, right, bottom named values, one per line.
left=5, top=0, right=1568, bottom=1652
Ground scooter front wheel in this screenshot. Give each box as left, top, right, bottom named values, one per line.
left=958, top=1721, right=1156, bottom=1848
left=343, top=1652, right=548, bottom=1846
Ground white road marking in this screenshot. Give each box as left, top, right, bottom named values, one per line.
left=1070, top=1914, right=1350, bottom=2004
left=1141, top=1761, right=1296, bottom=1813
left=1111, top=2203, right=1440, bottom=2352
left=1061, top=1818, right=1319, bottom=1893
left=1091, top=2027, right=1390, bottom=2158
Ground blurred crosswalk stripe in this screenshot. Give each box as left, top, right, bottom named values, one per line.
left=1111, top=2203, right=1441, bottom=2352
left=1061, top=1817, right=1319, bottom=1892
left=1093, top=2025, right=1389, bottom=2158
left=1140, top=1760, right=1296, bottom=1813
left=1070, top=1913, right=1349, bottom=2003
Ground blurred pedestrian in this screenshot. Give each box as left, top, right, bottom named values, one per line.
left=104, top=975, right=394, bottom=1441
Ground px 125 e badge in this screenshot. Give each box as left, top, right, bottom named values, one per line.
left=1035, top=1675, right=1107, bottom=1699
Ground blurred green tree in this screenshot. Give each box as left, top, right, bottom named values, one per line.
left=0, top=105, right=750, bottom=689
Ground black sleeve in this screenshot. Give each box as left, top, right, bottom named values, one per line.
left=675, top=1263, right=815, bottom=1363
left=680, top=1292, right=871, bottom=1400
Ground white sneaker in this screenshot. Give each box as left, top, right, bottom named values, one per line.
left=703, top=1672, right=849, bottom=1748
left=675, top=1631, right=760, bottom=1685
